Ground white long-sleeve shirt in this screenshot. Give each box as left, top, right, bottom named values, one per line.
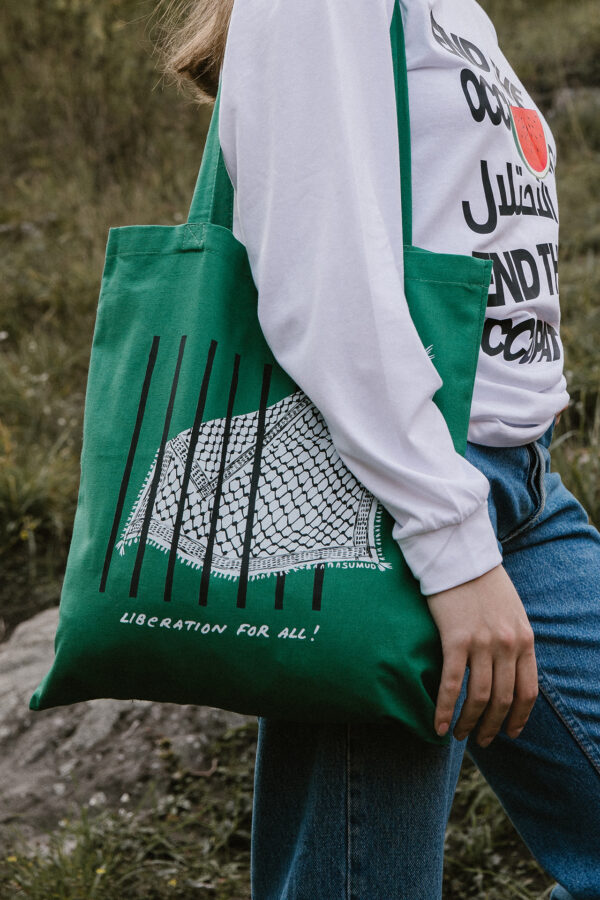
left=217, top=0, right=569, bottom=595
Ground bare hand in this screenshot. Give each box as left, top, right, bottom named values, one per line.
left=426, top=565, right=538, bottom=747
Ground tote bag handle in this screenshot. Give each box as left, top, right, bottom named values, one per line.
left=187, top=0, right=413, bottom=246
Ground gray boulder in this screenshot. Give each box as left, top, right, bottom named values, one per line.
left=0, top=608, right=250, bottom=843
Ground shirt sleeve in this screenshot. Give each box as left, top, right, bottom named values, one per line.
left=217, top=0, right=502, bottom=595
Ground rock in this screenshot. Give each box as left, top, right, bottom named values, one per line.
left=60, top=702, right=125, bottom=755
left=0, top=608, right=250, bottom=842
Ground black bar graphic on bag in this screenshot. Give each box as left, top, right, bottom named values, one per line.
left=129, top=335, right=187, bottom=598
left=99, top=336, right=160, bottom=593
left=164, top=340, right=217, bottom=603
left=199, top=353, right=241, bottom=606
left=237, top=364, right=273, bottom=608
left=312, top=564, right=325, bottom=611
left=275, top=573, right=286, bottom=610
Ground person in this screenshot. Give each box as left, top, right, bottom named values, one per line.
left=157, top=0, right=600, bottom=896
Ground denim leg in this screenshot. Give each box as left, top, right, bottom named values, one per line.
left=251, top=712, right=467, bottom=900
left=251, top=429, right=600, bottom=898
left=552, top=889, right=579, bottom=900
left=466, top=438, right=600, bottom=899
left=468, top=690, right=600, bottom=899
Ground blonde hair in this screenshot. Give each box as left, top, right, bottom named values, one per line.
left=153, top=0, right=235, bottom=105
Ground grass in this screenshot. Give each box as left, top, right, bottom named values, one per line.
left=0, top=723, right=257, bottom=900
left=0, top=0, right=598, bottom=894
left=0, top=0, right=213, bottom=637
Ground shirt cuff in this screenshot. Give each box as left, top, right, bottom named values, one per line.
left=397, top=503, right=502, bottom=596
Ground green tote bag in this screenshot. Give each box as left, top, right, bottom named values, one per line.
left=30, top=3, right=492, bottom=744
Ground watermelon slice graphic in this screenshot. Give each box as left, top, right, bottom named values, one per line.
left=510, top=106, right=549, bottom=178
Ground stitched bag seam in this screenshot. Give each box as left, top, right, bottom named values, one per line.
left=105, top=247, right=219, bottom=258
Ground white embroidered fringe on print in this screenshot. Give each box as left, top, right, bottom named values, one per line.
left=116, top=391, right=389, bottom=580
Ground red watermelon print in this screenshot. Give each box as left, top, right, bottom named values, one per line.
left=510, top=106, right=550, bottom=178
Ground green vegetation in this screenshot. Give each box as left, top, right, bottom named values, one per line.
left=0, top=0, right=212, bottom=637
left=0, top=0, right=597, bottom=895
left=0, top=724, right=256, bottom=900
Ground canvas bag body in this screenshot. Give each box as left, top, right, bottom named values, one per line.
left=30, top=2, right=492, bottom=745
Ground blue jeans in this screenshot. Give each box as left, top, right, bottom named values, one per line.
left=251, top=423, right=600, bottom=899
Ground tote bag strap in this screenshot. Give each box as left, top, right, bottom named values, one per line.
left=187, top=84, right=234, bottom=228
left=389, top=0, right=412, bottom=246
left=187, top=0, right=413, bottom=245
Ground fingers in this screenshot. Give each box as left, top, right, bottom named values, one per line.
left=452, top=650, right=493, bottom=742
left=427, top=567, right=539, bottom=746
left=471, top=655, right=516, bottom=746
left=451, top=627, right=538, bottom=747
left=434, top=645, right=468, bottom=736
left=504, top=645, right=539, bottom=738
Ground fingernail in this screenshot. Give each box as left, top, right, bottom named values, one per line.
left=436, top=722, right=449, bottom=736
left=479, top=736, right=493, bottom=748
left=509, top=727, right=523, bottom=739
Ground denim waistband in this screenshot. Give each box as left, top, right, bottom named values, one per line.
left=464, top=416, right=557, bottom=547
